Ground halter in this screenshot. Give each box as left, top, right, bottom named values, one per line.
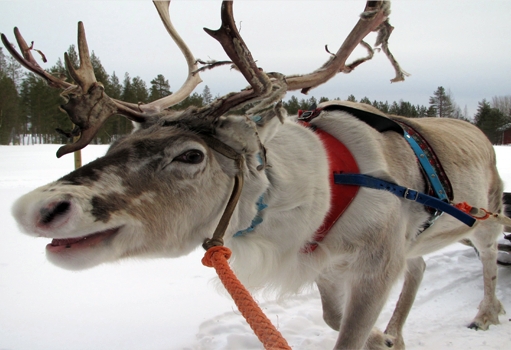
left=200, top=135, right=246, bottom=250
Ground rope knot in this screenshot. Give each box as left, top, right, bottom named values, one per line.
left=202, top=246, right=232, bottom=267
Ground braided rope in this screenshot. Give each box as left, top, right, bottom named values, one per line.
left=202, top=246, right=291, bottom=350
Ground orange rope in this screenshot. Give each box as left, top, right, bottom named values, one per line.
left=202, top=246, right=291, bottom=350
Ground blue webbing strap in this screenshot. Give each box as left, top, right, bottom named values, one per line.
left=402, top=129, right=449, bottom=202
left=333, top=173, right=476, bottom=227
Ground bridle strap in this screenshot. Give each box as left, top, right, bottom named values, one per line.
left=201, top=135, right=246, bottom=250
left=203, top=172, right=244, bottom=250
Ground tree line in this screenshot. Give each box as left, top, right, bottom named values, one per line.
left=1, top=46, right=510, bottom=145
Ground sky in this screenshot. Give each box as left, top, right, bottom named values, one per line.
left=1, top=0, right=510, bottom=117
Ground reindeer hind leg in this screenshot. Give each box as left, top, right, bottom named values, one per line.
left=468, top=220, right=506, bottom=330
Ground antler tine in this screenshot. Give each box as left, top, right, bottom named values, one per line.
left=141, top=0, right=203, bottom=113
left=202, top=1, right=274, bottom=117
left=286, top=1, right=396, bottom=94
left=64, top=21, right=97, bottom=93
left=1, top=28, right=71, bottom=89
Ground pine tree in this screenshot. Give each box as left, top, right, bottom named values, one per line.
left=116, top=73, right=136, bottom=135
left=149, top=74, right=171, bottom=102
left=49, top=58, right=67, bottom=81
left=474, top=99, right=508, bottom=144
left=172, top=92, right=204, bottom=110
left=418, top=105, right=429, bottom=118
left=107, top=72, right=122, bottom=99
left=4, top=55, right=24, bottom=91
left=201, top=85, right=212, bottom=105
left=389, top=101, right=399, bottom=115
left=0, top=48, right=6, bottom=74
left=90, top=51, right=109, bottom=87
left=20, top=73, right=68, bottom=143
left=0, top=72, right=22, bottom=144
left=347, top=94, right=357, bottom=102
left=429, top=86, right=454, bottom=118
left=283, top=95, right=300, bottom=115
left=131, top=76, right=148, bottom=103
left=372, top=100, right=390, bottom=113
left=97, top=71, right=123, bottom=144
left=360, top=97, right=371, bottom=105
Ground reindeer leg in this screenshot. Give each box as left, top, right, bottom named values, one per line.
left=332, top=251, right=404, bottom=350
left=468, top=222, right=506, bottom=330
left=317, top=274, right=346, bottom=331
left=384, top=257, right=426, bottom=350
left=318, top=270, right=397, bottom=350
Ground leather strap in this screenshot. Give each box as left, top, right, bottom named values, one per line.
left=333, top=173, right=476, bottom=227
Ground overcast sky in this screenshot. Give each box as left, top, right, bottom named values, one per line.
left=1, top=0, right=510, bottom=117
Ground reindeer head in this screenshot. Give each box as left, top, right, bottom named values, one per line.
left=6, top=0, right=405, bottom=270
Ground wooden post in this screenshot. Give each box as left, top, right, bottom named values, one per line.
left=72, top=135, right=82, bottom=169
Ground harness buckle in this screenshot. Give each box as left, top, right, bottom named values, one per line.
left=404, top=188, right=419, bottom=201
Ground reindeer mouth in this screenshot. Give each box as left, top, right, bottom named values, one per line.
left=46, top=227, right=121, bottom=253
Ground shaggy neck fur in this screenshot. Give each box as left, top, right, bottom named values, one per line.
left=224, top=109, right=401, bottom=296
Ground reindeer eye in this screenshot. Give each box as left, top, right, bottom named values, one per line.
left=174, top=150, right=204, bottom=164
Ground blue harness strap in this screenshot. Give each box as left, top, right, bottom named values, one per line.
left=401, top=129, right=448, bottom=202
left=333, top=173, right=476, bottom=227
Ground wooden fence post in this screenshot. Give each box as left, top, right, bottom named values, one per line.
left=72, top=135, right=82, bottom=169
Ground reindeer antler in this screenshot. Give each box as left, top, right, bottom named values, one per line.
left=286, top=1, right=405, bottom=93
left=64, top=22, right=96, bottom=94
left=1, top=1, right=203, bottom=157
left=2, top=0, right=407, bottom=157
left=1, top=28, right=72, bottom=90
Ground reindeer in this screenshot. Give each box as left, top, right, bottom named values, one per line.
left=4, top=1, right=506, bottom=349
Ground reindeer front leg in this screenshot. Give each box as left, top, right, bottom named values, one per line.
left=317, top=274, right=346, bottom=331
left=384, top=257, right=426, bottom=350
left=334, top=280, right=392, bottom=349
left=318, top=272, right=396, bottom=350
left=333, top=250, right=405, bottom=350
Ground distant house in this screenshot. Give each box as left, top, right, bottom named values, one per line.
left=498, top=123, right=511, bottom=145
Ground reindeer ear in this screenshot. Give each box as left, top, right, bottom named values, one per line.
left=130, top=115, right=161, bottom=132
left=250, top=102, right=287, bottom=144
left=213, top=115, right=261, bottom=155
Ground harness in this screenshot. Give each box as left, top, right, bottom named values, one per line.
left=226, top=103, right=476, bottom=253
left=299, top=122, right=360, bottom=252
left=296, top=104, right=476, bottom=249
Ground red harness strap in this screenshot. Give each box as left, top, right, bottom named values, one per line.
left=300, top=122, right=360, bottom=252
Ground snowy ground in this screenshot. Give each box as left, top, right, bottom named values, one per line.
left=1, top=144, right=510, bottom=350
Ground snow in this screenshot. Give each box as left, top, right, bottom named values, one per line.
left=0, top=144, right=510, bottom=350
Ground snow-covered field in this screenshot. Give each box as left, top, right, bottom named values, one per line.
left=1, top=144, right=510, bottom=350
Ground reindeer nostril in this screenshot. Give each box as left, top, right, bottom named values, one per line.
left=40, top=201, right=71, bottom=224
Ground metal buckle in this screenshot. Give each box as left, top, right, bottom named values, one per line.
left=297, top=110, right=313, bottom=120
left=404, top=188, right=419, bottom=201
